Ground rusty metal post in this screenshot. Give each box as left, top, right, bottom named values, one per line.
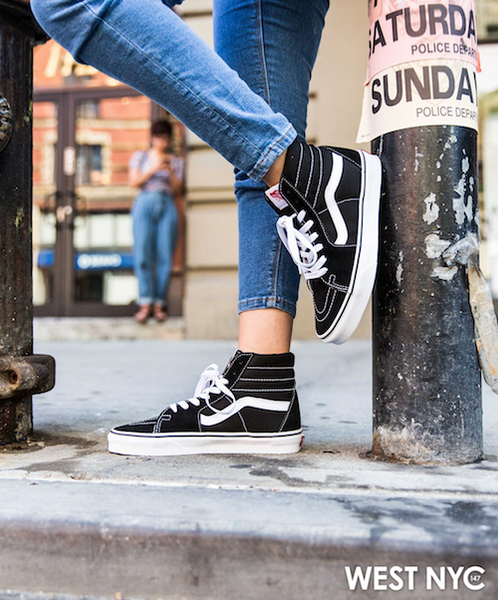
left=372, top=124, right=482, bottom=465
left=0, top=0, right=54, bottom=445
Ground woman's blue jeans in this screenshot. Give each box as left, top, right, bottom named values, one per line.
left=132, top=191, right=178, bottom=306
left=31, top=0, right=329, bottom=318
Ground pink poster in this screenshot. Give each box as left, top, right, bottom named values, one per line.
left=366, top=0, right=479, bottom=83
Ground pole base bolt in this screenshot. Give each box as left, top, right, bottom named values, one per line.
left=0, top=355, right=56, bottom=400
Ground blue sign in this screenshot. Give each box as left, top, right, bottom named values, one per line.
left=37, top=249, right=134, bottom=271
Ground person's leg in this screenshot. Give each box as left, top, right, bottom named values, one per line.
left=132, top=193, right=156, bottom=315
left=30, top=0, right=296, bottom=181
left=154, top=194, right=178, bottom=309
left=212, top=0, right=381, bottom=346
left=213, top=0, right=329, bottom=353
left=108, top=1, right=331, bottom=456
left=33, top=0, right=382, bottom=349
left=34, top=0, right=383, bottom=455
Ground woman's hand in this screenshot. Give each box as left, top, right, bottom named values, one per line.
left=128, top=150, right=182, bottom=192
left=129, top=150, right=169, bottom=188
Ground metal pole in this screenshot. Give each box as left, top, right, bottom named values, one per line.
left=0, top=0, right=54, bottom=445
left=372, top=125, right=482, bottom=465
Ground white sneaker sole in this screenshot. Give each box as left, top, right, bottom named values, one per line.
left=108, top=429, right=304, bottom=456
left=320, top=150, right=382, bottom=344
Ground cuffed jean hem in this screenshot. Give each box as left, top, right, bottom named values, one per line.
left=138, top=297, right=154, bottom=306
left=139, top=298, right=166, bottom=305
left=238, top=297, right=297, bottom=318
left=247, top=126, right=297, bottom=181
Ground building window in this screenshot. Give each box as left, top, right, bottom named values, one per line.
left=77, top=100, right=100, bottom=119
left=76, top=144, right=103, bottom=186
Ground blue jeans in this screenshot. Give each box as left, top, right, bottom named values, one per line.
left=132, top=191, right=178, bottom=306
left=31, top=0, right=328, bottom=317
left=214, top=0, right=328, bottom=315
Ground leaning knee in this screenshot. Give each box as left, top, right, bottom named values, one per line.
left=31, top=0, right=104, bottom=61
left=31, top=0, right=69, bottom=40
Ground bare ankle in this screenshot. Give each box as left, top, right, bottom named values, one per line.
left=262, top=149, right=287, bottom=188
left=238, top=308, right=293, bottom=354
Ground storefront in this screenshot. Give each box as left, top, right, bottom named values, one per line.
left=33, top=40, right=185, bottom=317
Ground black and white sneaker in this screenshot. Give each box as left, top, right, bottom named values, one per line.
left=108, top=350, right=303, bottom=456
left=265, top=139, right=382, bottom=344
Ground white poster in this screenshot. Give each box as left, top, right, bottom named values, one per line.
left=358, top=59, right=478, bottom=142
left=358, top=0, right=478, bottom=142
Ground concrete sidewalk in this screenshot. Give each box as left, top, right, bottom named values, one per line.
left=1, top=339, right=498, bottom=600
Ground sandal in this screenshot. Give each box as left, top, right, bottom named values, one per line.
left=134, top=304, right=151, bottom=324
left=153, top=303, right=168, bottom=322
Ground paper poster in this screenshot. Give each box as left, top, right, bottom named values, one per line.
left=358, top=59, right=478, bottom=142
left=358, top=0, right=478, bottom=142
left=367, top=0, right=478, bottom=81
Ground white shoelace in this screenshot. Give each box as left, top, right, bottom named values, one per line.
left=276, top=210, right=328, bottom=280
left=167, top=364, right=235, bottom=414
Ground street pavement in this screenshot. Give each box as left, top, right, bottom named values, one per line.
left=0, top=339, right=497, bottom=600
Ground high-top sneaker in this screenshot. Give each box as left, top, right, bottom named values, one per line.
left=266, top=139, right=382, bottom=344
left=108, top=350, right=303, bottom=456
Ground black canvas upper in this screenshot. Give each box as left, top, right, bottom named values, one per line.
left=113, top=350, right=301, bottom=436
left=266, top=138, right=377, bottom=340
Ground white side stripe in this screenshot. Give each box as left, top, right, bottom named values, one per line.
left=200, top=397, right=290, bottom=427
left=324, top=154, right=348, bottom=245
